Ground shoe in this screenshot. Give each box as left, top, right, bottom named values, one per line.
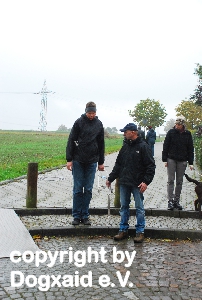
left=114, top=231, right=128, bottom=241
left=173, top=201, right=182, bottom=210
left=134, top=233, right=144, bottom=243
left=167, top=201, right=174, bottom=210
left=82, top=218, right=91, bottom=225
left=72, top=218, right=80, bottom=225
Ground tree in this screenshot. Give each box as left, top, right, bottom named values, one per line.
left=190, top=63, right=202, bottom=107
left=111, top=127, right=118, bottom=134
left=175, top=99, right=202, bottom=130
left=129, top=98, right=167, bottom=129
left=56, top=124, right=69, bottom=132
left=194, top=63, right=202, bottom=80
left=105, top=127, right=113, bottom=134
left=104, top=129, right=110, bottom=137
left=105, top=127, right=118, bottom=134
left=164, top=119, right=175, bottom=132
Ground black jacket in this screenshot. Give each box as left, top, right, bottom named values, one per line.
left=66, top=114, right=105, bottom=164
left=146, top=128, right=156, bottom=145
left=108, top=137, right=155, bottom=186
left=138, top=129, right=145, bottom=141
left=162, top=127, right=194, bottom=164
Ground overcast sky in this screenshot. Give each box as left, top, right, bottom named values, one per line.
left=0, top=0, right=201, bottom=134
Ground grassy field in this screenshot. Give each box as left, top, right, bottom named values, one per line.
left=0, top=131, right=164, bottom=182
left=0, top=131, right=123, bottom=181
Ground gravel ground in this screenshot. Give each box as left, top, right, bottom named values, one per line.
left=20, top=214, right=202, bottom=231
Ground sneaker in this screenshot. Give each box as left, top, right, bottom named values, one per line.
left=167, top=201, right=174, bottom=210
left=114, top=231, right=128, bottom=241
left=134, top=233, right=144, bottom=243
left=82, top=218, right=91, bottom=225
left=173, top=202, right=182, bottom=210
left=72, top=218, right=80, bottom=225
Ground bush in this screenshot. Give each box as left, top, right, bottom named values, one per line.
left=193, top=135, right=202, bottom=171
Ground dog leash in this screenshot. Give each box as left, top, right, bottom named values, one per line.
left=107, top=186, right=113, bottom=216
left=97, top=167, right=113, bottom=215
left=97, top=167, right=109, bottom=192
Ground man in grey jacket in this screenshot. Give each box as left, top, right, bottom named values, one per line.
left=106, top=123, right=155, bottom=243
left=162, top=116, right=194, bottom=210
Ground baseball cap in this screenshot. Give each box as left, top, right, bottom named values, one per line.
left=120, top=123, right=138, bottom=132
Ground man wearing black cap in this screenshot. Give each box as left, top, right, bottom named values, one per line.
left=162, top=116, right=194, bottom=210
left=106, top=123, right=155, bottom=243
left=66, top=102, right=105, bottom=225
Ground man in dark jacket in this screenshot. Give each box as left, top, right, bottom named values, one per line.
left=66, top=102, right=105, bottom=225
left=146, top=126, right=156, bottom=156
left=138, top=125, right=145, bottom=141
left=162, top=116, right=194, bottom=210
left=106, top=123, right=155, bottom=243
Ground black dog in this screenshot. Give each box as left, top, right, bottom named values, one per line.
left=184, top=173, right=202, bottom=213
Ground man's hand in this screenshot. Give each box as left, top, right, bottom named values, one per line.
left=138, top=182, right=147, bottom=193
left=189, top=165, right=194, bottom=171
left=98, top=164, right=105, bottom=171
left=66, top=161, right=73, bottom=171
left=164, top=162, right=168, bottom=167
left=106, top=180, right=111, bottom=188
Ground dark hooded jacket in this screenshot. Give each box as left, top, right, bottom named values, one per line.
left=162, top=127, right=194, bottom=164
left=146, top=128, right=156, bottom=145
left=138, top=129, right=145, bottom=141
left=108, top=137, right=155, bottom=186
left=66, top=114, right=105, bottom=165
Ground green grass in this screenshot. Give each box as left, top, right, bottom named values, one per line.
left=0, top=131, right=164, bottom=182
left=0, top=131, right=123, bottom=181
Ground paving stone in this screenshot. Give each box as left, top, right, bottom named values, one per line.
left=0, top=292, right=7, bottom=297
left=11, top=236, right=198, bottom=298
left=9, top=295, right=22, bottom=299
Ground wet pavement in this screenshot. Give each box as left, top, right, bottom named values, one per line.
left=1, top=236, right=202, bottom=300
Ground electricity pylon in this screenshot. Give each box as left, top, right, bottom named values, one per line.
left=35, top=80, right=54, bottom=131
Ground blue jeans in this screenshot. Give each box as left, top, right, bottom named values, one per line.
left=72, top=160, right=97, bottom=219
left=148, top=143, right=154, bottom=156
left=119, top=184, right=145, bottom=233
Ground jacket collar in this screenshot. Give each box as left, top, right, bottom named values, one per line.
left=125, top=137, right=141, bottom=145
